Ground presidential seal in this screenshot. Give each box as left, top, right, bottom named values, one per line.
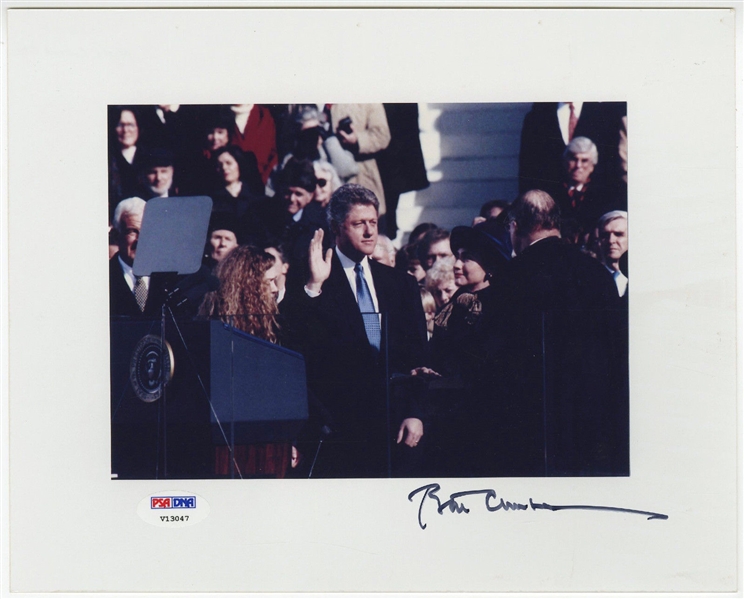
left=129, top=334, right=175, bottom=403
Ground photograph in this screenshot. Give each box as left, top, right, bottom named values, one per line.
left=108, top=102, right=630, bottom=481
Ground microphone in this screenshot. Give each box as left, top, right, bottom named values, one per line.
left=165, top=266, right=219, bottom=313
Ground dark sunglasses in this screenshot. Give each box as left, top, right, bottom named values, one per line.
left=316, top=178, right=327, bottom=188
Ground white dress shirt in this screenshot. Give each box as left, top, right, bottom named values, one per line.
left=120, top=146, right=137, bottom=165
left=118, top=255, right=149, bottom=293
left=304, top=247, right=380, bottom=316
left=557, top=102, right=584, bottom=145
left=335, top=247, right=380, bottom=313
left=155, top=105, right=180, bottom=124
left=605, top=264, right=628, bottom=297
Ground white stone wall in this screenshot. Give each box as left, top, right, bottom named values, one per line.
left=395, top=102, right=532, bottom=245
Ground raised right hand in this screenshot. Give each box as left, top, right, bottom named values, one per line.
left=307, top=228, right=333, bottom=293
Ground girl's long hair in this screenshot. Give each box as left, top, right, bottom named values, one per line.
left=199, top=245, right=279, bottom=344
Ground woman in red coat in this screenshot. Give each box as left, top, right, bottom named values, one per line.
left=228, top=104, right=278, bottom=185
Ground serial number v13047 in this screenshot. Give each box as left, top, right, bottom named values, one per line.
left=160, top=515, right=189, bottom=523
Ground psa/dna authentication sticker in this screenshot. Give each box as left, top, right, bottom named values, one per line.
left=137, top=491, right=210, bottom=528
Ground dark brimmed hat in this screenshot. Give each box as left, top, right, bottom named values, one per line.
left=277, top=157, right=317, bottom=193
left=208, top=211, right=245, bottom=245
left=449, top=220, right=511, bottom=272
left=142, top=147, right=175, bottom=169
left=204, top=105, right=235, bottom=132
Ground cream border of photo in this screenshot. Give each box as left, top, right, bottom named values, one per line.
left=3, top=3, right=741, bottom=594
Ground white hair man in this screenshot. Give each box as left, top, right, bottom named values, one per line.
left=596, top=210, right=628, bottom=297
left=109, top=197, right=163, bottom=317
left=552, top=136, right=613, bottom=245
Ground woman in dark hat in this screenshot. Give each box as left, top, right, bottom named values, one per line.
left=430, top=220, right=510, bottom=371
left=420, top=219, right=511, bottom=477
left=185, top=106, right=236, bottom=195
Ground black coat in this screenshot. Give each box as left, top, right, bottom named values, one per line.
left=109, top=254, right=171, bottom=319
left=241, top=199, right=329, bottom=274
left=210, top=187, right=265, bottom=220
left=376, top=103, right=429, bottom=198
left=281, top=202, right=330, bottom=271
left=493, top=237, right=629, bottom=476
left=425, top=284, right=506, bottom=477
left=545, top=178, right=627, bottom=238
left=108, top=147, right=148, bottom=220
left=518, top=102, right=626, bottom=196
left=282, top=253, right=428, bottom=477
left=375, top=103, right=429, bottom=235
left=136, top=105, right=205, bottom=153
left=136, top=105, right=209, bottom=196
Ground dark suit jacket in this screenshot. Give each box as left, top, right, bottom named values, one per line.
left=210, top=187, right=265, bottom=220
left=283, top=202, right=330, bottom=271
left=545, top=178, right=626, bottom=237
left=518, top=102, right=626, bottom=196
left=493, top=237, right=629, bottom=477
left=242, top=199, right=329, bottom=273
left=109, top=254, right=170, bottom=318
left=108, top=146, right=149, bottom=220
left=377, top=103, right=429, bottom=198
left=376, top=103, right=429, bottom=235
left=136, top=105, right=205, bottom=152
left=282, top=253, right=428, bottom=477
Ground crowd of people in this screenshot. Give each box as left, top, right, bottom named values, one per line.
left=109, top=102, right=629, bottom=479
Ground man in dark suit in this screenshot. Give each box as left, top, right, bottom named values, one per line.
left=518, top=101, right=626, bottom=198
left=137, top=148, right=178, bottom=200
left=136, top=104, right=206, bottom=196
left=283, top=184, right=428, bottom=478
left=245, top=158, right=328, bottom=275
left=375, top=103, right=430, bottom=238
left=109, top=197, right=168, bottom=318
left=493, top=189, right=628, bottom=477
left=544, top=136, right=626, bottom=243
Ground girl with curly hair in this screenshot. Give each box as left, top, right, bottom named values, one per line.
left=200, top=245, right=296, bottom=477
left=200, top=244, right=280, bottom=343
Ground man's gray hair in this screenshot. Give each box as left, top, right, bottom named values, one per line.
left=296, top=105, right=321, bottom=125
left=597, top=210, right=628, bottom=230
left=112, top=197, right=146, bottom=232
left=328, top=184, right=379, bottom=228
left=563, top=136, right=599, bottom=165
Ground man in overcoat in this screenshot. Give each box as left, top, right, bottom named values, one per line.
left=494, top=190, right=629, bottom=476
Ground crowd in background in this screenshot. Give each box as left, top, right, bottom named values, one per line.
left=109, top=102, right=629, bottom=480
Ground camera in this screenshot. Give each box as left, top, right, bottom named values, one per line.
left=337, top=116, right=353, bottom=135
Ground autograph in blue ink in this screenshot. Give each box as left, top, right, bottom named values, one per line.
left=408, top=483, right=668, bottom=530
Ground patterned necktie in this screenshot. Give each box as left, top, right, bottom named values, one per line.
left=354, top=263, right=381, bottom=350
left=133, top=276, right=148, bottom=312
left=568, top=102, right=578, bottom=141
